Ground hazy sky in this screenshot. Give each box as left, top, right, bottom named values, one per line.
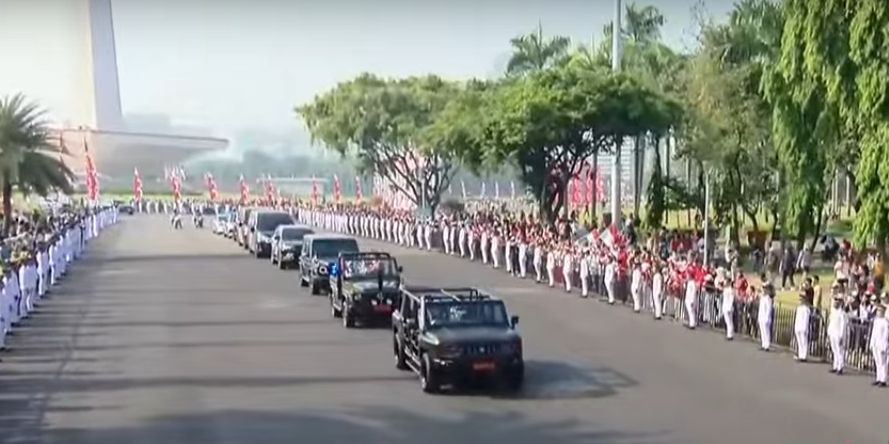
left=0, top=0, right=734, bottom=139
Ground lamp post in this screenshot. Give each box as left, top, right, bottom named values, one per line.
left=610, top=0, right=623, bottom=227
left=703, top=168, right=711, bottom=267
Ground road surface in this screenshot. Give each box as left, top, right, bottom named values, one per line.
left=0, top=215, right=885, bottom=444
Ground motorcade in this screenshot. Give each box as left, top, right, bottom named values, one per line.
left=298, top=234, right=360, bottom=295
left=270, top=224, right=314, bottom=269
left=328, top=252, right=403, bottom=327
left=247, top=210, right=295, bottom=258
left=392, top=287, right=523, bottom=393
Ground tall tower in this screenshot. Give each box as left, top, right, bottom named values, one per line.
left=83, top=0, right=123, bottom=130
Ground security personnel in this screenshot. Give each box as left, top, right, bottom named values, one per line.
left=869, top=304, right=888, bottom=386
left=793, top=295, right=811, bottom=362
left=652, top=266, right=665, bottom=320
left=631, top=261, right=643, bottom=313
left=827, top=296, right=848, bottom=374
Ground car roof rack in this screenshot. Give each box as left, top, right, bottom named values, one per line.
left=339, top=251, right=392, bottom=260
left=402, top=286, right=494, bottom=303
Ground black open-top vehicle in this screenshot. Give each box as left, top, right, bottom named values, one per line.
left=329, top=252, right=403, bottom=328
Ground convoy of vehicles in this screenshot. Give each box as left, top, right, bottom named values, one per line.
left=219, top=206, right=524, bottom=394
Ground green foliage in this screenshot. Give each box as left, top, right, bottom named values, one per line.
left=297, top=75, right=460, bottom=212
left=0, top=94, right=73, bottom=232
left=506, top=24, right=571, bottom=76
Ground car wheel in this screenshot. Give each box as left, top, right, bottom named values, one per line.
left=420, top=353, right=440, bottom=393
left=310, top=280, right=319, bottom=295
left=278, top=259, right=286, bottom=270
left=342, top=306, right=354, bottom=328
left=299, top=272, right=309, bottom=287
left=506, top=365, right=524, bottom=392
left=393, top=336, right=408, bottom=370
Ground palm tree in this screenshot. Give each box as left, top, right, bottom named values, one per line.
left=624, top=3, right=665, bottom=44
left=505, top=23, right=570, bottom=76
left=0, top=94, right=73, bottom=234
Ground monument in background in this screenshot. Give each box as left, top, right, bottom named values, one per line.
left=0, top=0, right=227, bottom=191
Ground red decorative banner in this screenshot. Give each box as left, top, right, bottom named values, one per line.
left=133, top=168, right=143, bottom=202
left=354, top=176, right=363, bottom=202
left=84, top=138, right=99, bottom=201
left=239, top=174, right=249, bottom=205
left=206, top=173, right=219, bottom=202
left=333, top=174, right=342, bottom=204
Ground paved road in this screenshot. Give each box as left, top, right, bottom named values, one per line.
left=0, top=215, right=885, bottom=444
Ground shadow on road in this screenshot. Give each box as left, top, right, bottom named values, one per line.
left=6, top=407, right=665, bottom=444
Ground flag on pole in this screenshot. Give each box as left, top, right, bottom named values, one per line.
left=171, top=172, right=182, bottom=202
left=239, top=174, right=249, bottom=205
left=354, top=176, right=363, bottom=202
left=461, top=180, right=467, bottom=200
left=206, top=173, right=219, bottom=202
left=333, top=174, right=342, bottom=204
left=510, top=181, right=516, bottom=199
left=264, top=175, right=275, bottom=203
left=133, top=168, right=143, bottom=202
left=311, top=175, right=319, bottom=206
left=83, top=137, right=99, bottom=202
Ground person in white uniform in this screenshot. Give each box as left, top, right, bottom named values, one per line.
left=546, top=248, right=557, bottom=288
left=721, top=279, right=735, bottom=340
left=652, top=266, right=664, bottom=320
left=684, top=275, right=698, bottom=329
left=561, top=248, right=573, bottom=293
left=869, top=304, right=888, bottom=386
left=533, top=242, right=543, bottom=283
left=793, top=295, right=811, bottom=362
left=630, top=262, right=643, bottom=313
left=579, top=249, right=591, bottom=298
left=517, top=238, right=528, bottom=279
left=827, top=296, right=848, bottom=374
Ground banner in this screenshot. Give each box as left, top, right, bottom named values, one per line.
left=206, top=173, right=218, bottom=202
left=354, top=176, right=363, bottom=202
left=133, top=168, right=143, bottom=202
left=333, top=174, right=342, bottom=204
left=84, top=138, right=99, bottom=202
left=239, top=174, right=249, bottom=205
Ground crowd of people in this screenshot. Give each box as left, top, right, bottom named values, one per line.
left=0, top=204, right=119, bottom=353
left=288, top=201, right=889, bottom=388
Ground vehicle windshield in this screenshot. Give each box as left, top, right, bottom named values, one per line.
left=281, top=228, right=312, bottom=241
left=341, top=257, right=398, bottom=280
left=314, top=239, right=359, bottom=258
left=257, top=213, right=294, bottom=232
left=424, top=301, right=509, bottom=328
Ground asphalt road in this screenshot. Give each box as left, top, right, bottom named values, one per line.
left=0, top=215, right=885, bottom=444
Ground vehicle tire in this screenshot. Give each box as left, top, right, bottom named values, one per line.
left=420, top=353, right=440, bottom=393
left=278, top=259, right=286, bottom=270
left=270, top=254, right=277, bottom=265
left=310, top=280, right=319, bottom=295
left=299, top=272, right=309, bottom=287
left=331, top=297, right=342, bottom=318
left=342, top=306, right=354, bottom=328
left=506, top=365, right=524, bottom=392
left=393, top=336, right=408, bottom=370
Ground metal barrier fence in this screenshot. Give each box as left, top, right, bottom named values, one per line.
left=425, top=226, right=878, bottom=374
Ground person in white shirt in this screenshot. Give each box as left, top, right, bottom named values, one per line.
left=533, top=242, right=543, bottom=283
left=546, top=248, right=557, bottom=288
left=579, top=250, right=591, bottom=298
left=561, top=248, right=573, bottom=293
left=517, top=239, right=528, bottom=279
left=869, top=304, right=888, bottom=386
left=827, top=297, right=848, bottom=375
left=480, top=230, right=490, bottom=264
left=490, top=231, right=501, bottom=269
left=652, top=267, right=664, bottom=320
left=722, top=280, right=736, bottom=340
left=604, top=258, right=616, bottom=305
left=794, top=296, right=811, bottom=362
left=630, top=263, right=643, bottom=313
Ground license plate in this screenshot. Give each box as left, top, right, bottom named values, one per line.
left=373, top=304, right=391, bottom=313
left=472, top=361, right=496, bottom=371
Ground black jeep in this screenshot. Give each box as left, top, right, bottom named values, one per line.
left=329, top=252, right=403, bottom=328
left=392, top=286, right=523, bottom=393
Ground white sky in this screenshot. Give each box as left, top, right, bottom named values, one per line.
left=0, top=0, right=734, bottom=137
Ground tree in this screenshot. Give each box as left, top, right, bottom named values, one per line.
left=0, top=94, right=73, bottom=234
left=470, top=66, right=680, bottom=222
left=505, top=24, right=570, bottom=76
left=297, top=74, right=459, bottom=214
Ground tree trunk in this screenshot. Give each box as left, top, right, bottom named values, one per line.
left=2, top=180, right=11, bottom=237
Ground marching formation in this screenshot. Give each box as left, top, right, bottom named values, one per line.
left=0, top=204, right=120, bottom=353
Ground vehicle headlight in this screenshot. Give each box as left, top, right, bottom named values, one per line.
left=352, top=293, right=362, bottom=302
left=503, top=340, right=523, bottom=355
left=439, top=344, right=462, bottom=359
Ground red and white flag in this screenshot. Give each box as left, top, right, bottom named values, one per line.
left=354, top=176, right=363, bottom=202
left=264, top=175, right=275, bottom=203
left=171, top=173, right=182, bottom=202
left=133, top=168, right=143, bottom=202
left=206, top=173, right=219, bottom=202
left=239, top=174, right=249, bottom=205
left=333, top=174, right=342, bottom=204
left=84, top=137, right=99, bottom=202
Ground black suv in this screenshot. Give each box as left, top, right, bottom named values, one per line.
left=392, top=287, right=523, bottom=393
left=329, top=252, right=403, bottom=328
left=299, top=234, right=360, bottom=295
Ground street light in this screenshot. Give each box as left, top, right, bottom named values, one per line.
left=610, top=0, right=623, bottom=227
